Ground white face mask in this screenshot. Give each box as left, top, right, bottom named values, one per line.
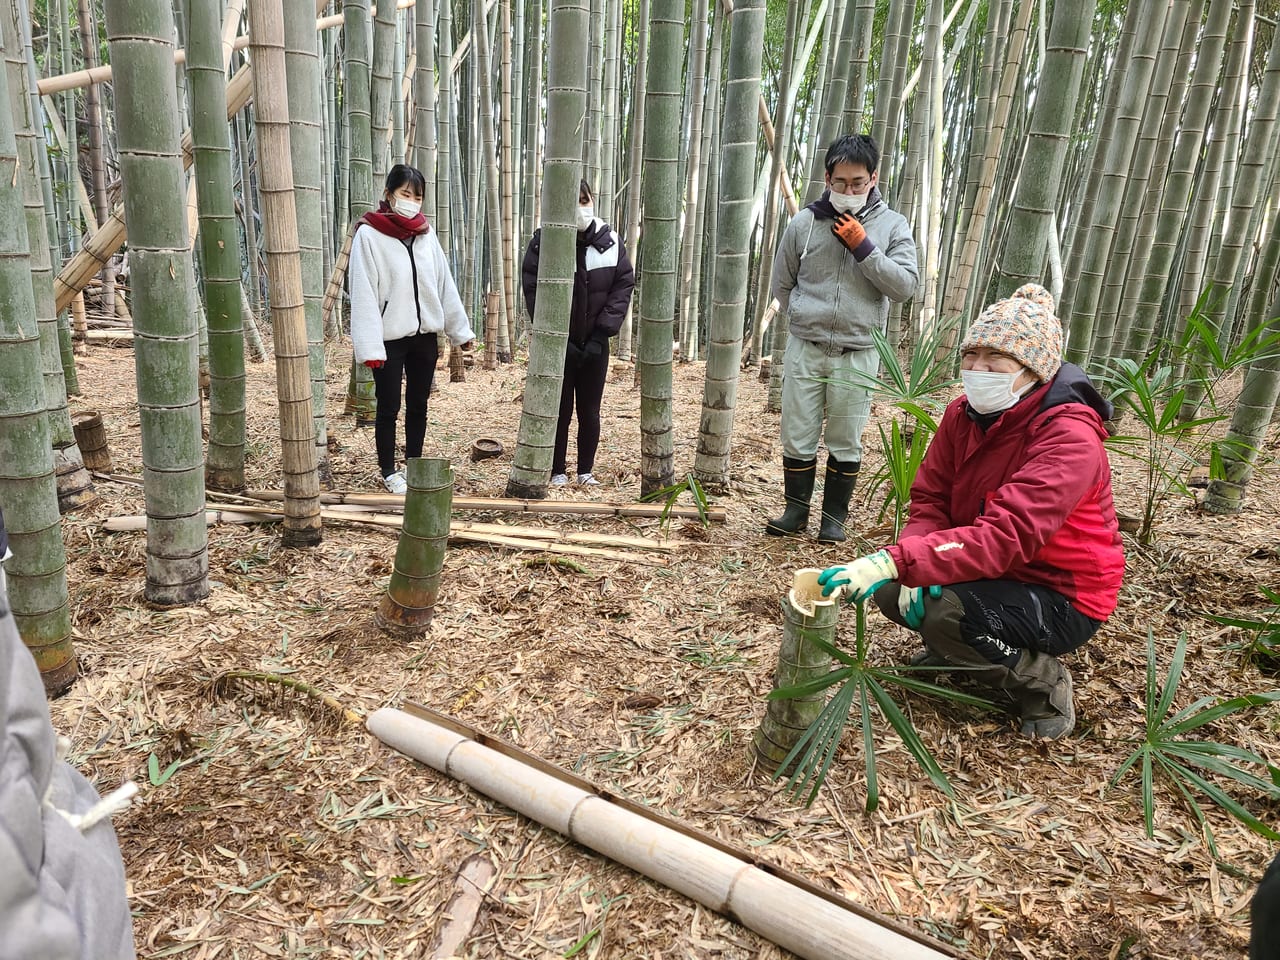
left=576, top=205, right=595, bottom=231
left=829, top=189, right=867, bottom=215
left=961, top=369, right=1035, bottom=415
left=393, top=197, right=421, bottom=218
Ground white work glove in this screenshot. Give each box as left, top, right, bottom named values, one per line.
left=898, top=584, right=943, bottom=628
left=817, top=550, right=898, bottom=604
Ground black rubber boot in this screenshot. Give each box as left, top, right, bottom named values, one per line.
left=817, top=458, right=859, bottom=544
left=764, top=457, right=816, bottom=536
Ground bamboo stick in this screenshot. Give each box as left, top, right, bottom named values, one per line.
left=242, top=488, right=726, bottom=522
left=367, top=706, right=954, bottom=960
left=103, top=505, right=675, bottom=563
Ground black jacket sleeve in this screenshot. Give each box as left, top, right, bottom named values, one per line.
left=596, top=236, right=635, bottom=337
left=521, top=230, right=541, bottom=320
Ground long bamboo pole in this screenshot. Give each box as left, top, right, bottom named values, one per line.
left=367, top=706, right=955, bottom=960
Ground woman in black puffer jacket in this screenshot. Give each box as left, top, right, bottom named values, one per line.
left=521, top=179, right=635, bottom=487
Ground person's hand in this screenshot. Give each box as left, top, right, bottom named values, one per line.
left=817, top=550, right=897, bottom=604
left=898, top=584, right=943, bottom=629
left=364, top=359, right=384, bottom=369
left=459, top=339, right=475, bottom=352
left=584, top=333, right=607, bottom=359
left=831, top=211, right=867, bottom=253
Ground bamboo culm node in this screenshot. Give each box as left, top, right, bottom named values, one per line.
left=753, top=568, right=839, bottom=775
left=376, top=457, right=452, bottom=636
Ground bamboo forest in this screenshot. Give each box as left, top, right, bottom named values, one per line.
left=3, top=0, right=1280, bottom=955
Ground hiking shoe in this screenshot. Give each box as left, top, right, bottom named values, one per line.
left=577, top=472, right=602, bottom=486
left=1019, top=670, right=1076, bottom=740
left=550, top=473, right=569, bottom=487
left=383, top=470, right=407, bottom=495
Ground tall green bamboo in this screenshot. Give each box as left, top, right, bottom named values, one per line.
left=521, top=0, right=543, bottom=252
left=0, top=31, right=75, bottom=694
left=78, top=0, right=115, bottom=319
left=184, top=0, right=246, bottom=492
left=803, top=0, right=857, bottom=201
left=749, top=0, right=800, bottom=362
left=1200, top=18, right=1280, bottom=355
left=345, top=0, right=378, bottom=421
left=1092, top=0, right=1192, bottom=359
left=692, top=0, right=765, bottom=487
left=505, top=0, right=587, bottom=498
left=1063, top=0, right=1167, bottom=364
left=681, top=0, right=724, bottom=362
left=800, top=0, right=840, bottom=205
left=283, top=0, right=330, bottom=484
left=994, top=0, right=1091, bottom=297
left=584, top=0, right=602, bottom=186
left=598, top=0, right=619, bottom=223
left=247, top=0, right=322, bottom=548
left=616, top=0, right=647, bottom=361
left=637, top=0, right=683, bottom=495
left=370, top=0, right=397, bottom=185
left=1112, top=3, right=1203, bottom=357
left=500, top=0, right=518, bottom=347
left=675, top=0, right=709, bottom=354
left=475, top=0, right=509, bottom=359
left=413, top=0, right=436, bottom=208
left=1, top=0, right=92, bottom=511
left=1126, top=0, right=1232, bottom=357
left=103, top=0, right=209, bottom=605
left=843, top=0, right=875, bottom=135
left=436, top=0, right=454, bottom=260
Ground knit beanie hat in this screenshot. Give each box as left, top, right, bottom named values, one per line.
left=960, top=283, right=1063, bottom=382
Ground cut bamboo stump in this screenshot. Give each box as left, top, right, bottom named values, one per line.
left=753, top=568, right=839, bottom=774
left=71, top=411, right=113, bottom=472
left=377, top=458, right=452, bottom=636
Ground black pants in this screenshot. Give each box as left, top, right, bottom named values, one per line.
left=552, top=340, right=610, bottom=475
left=876, top=580, right=1102, bottom=668
left=371, top=332, right=438, bottom=477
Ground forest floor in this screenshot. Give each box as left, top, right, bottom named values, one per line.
left=47, top=335, right=1280, bottom=960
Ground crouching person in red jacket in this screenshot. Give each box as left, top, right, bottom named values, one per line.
left=817, top=284, right=1124, bottom=739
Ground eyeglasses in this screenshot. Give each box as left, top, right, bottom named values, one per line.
left=829, top=176, right=871, bottom=193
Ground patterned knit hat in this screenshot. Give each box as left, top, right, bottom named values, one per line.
left=960, top=283, right=1063, bottom=382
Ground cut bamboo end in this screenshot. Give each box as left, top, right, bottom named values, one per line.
left=788, top=568, right=834, bottom=618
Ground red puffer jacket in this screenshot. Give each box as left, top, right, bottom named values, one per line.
left=886, top=363, right=1125, bottom=621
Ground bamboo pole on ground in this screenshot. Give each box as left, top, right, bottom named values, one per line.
left=753, top=569, right=840, bottom=773
left=367, top=705, right=954, bottom=960
left=377, top=458, right=452, bottom=634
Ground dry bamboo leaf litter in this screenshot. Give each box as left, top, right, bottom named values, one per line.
left=38, top=343, right=1280, bottom=958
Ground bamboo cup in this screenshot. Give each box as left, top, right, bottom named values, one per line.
left=753, top=568, right=840, bottom=774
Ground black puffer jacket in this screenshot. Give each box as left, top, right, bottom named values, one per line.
left=521, top=219, right=636, bottom=347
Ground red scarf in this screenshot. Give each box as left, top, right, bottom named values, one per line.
left=358, top=200, right=430, bottom=241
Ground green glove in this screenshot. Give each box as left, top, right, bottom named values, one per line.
left=817, top=550, right=898, bottom=604
left=898, top=584, right=943, bottom=629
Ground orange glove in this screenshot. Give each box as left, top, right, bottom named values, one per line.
left=364, top=359, right=384, bottom=369
left=831, top=211, right=868, bottom=254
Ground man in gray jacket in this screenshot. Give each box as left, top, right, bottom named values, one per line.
left=765, top=134, right=919, bottom=543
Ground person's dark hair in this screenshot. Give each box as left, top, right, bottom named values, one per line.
left=824, top=134, right=879, bottom=176
left=385, top=163, right=428, bottom=198
left=579, top=179, right=593, bottom=202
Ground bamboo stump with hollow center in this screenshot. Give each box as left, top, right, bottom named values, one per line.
left=71, top=411, right=112, bottom=472
left=377, top=457, right=452, bottom=635
left=753, top=568, right=839, bottom=775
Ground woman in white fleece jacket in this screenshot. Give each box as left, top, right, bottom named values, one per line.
left=349, top=165, right=475, bottom=493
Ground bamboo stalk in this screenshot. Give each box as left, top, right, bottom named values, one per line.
left=377, top=458, right=451, bottom=634
left=753, top=569, right=840, bottom=773
left=367, top=706, right=954, bottom=960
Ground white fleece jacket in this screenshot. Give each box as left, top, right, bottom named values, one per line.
left=348, top=223, right=475, bottom=363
